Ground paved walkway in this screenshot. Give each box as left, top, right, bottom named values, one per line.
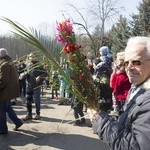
left=0, top=90, right=110, bottom=150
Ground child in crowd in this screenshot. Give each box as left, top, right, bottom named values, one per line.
left=110, top=52, right=131, bottom=115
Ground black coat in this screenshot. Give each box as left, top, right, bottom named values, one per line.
left=26, top=61, right=48, bottom=88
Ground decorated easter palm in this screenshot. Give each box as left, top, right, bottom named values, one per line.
left=1, top=17, right=99, bottom=111
left=56, top=19, right=99, bottom=110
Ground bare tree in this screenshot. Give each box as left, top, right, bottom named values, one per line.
left=88, top=0, right=120, bottom=36
left=60, top=0, right=121, bottom=57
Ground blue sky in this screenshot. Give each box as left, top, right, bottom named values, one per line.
left=0, top=0, right=141, bottom=34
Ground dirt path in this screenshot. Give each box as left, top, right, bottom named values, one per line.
left=1, top=90, right=109, bottom=150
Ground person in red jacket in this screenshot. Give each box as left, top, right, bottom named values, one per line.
left=112, top=59, right=131, bottom=113
left=109, top=61, right=121, bottom=115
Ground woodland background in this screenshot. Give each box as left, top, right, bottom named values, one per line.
left=0, top=0, right=149, bottom=62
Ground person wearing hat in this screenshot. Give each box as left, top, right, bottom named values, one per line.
left=98, top=46, right=113, bottom=67
left=0, top=48, right=23, bottom=135
left=93, top=46, right=113, bottom=112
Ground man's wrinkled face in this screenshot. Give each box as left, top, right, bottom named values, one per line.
left=125, top=44, right=150, bottom=86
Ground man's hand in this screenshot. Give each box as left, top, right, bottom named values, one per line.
left=19, top=72, right=27, bottom=80
left=87, top=108, right=99, bottom=124
left=36, top=76, right=41, bottom=83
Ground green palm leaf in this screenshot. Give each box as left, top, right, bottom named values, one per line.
left=1, top=17, right=86, bottom=103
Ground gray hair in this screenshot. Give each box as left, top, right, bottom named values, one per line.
left=0, top=48, right=9, bottom=58
left=125, top=36, right=150, bottom=56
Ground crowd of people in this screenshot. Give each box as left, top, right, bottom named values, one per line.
left=92, top=36, right=150, bottom=150
left=0, top=36, right=150, bottom=149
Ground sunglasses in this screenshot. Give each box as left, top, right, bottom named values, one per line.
left=124, top=59, right=150, bottom=67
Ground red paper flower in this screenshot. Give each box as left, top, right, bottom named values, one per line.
left=56, top=19, right=98, bottom=110
left=69, top=57, right=75, bottom=63
left=79, top=74, right=84, bottom=80
left=56, top=19, right=76, bottom=45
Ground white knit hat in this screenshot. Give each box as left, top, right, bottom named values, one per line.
left=0, top=48, right=8, bottom=58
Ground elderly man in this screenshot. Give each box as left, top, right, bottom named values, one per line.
left=92, top=36, right=150, bottom=150
left=0, top=48, right=23, bottom=135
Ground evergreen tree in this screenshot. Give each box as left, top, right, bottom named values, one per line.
left=129, top=14, right=142, bottom=36
left=138, top=0, right=150, bottom=35
left=92, top=25, right=101, bottom=52
left=91, top=25, right=110, bottom=57
left=108, top=16, right=131, bottom=59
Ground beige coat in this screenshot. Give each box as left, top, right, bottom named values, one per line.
left=0, top=56, right=20, bottom=102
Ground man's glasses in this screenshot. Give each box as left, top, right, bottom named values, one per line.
left=124, top=59, right=150, bottom=67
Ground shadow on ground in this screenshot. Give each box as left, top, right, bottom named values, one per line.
left=1, top=130, right=109, bottom=150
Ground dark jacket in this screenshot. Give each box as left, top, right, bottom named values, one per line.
left=93, top=78, right=150, bottom=150
left=0, top=56, right=20, bottom=102
left=18, top=61, right=26, bottom=81
left=26, top=61, right=47, bottom=88
left=71, top=97, right=83, bottom=109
